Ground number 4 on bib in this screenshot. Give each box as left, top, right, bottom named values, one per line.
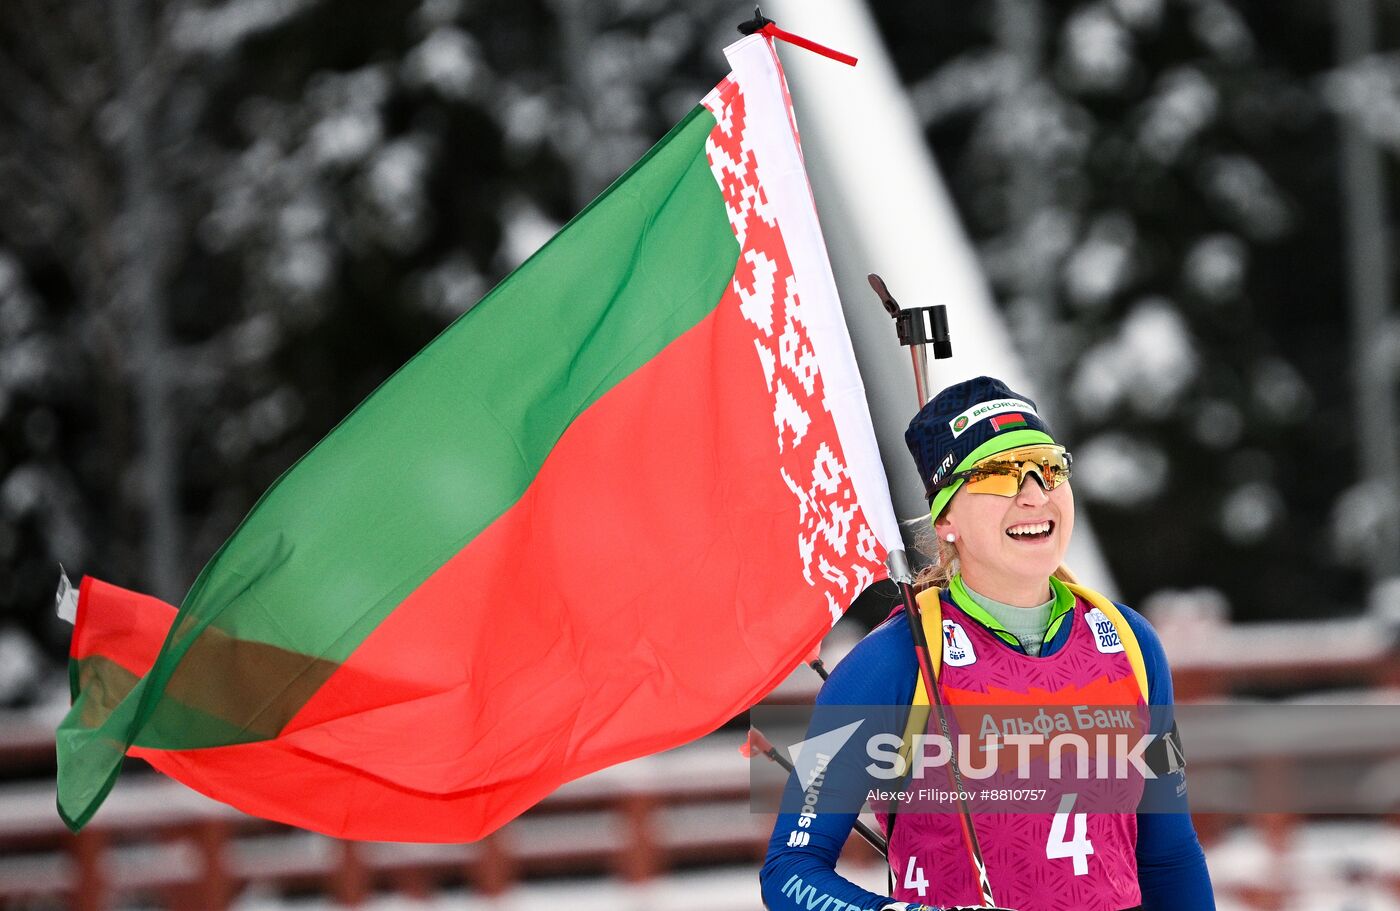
left=903, top=856, right=930, bottom=896
left=1046, top=792, right=1094, bottom=875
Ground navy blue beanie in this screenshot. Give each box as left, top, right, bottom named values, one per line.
left=905, top=376, right=1057, bottom=518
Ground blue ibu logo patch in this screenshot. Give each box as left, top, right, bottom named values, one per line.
left=941, top=620, right=977, bottom=667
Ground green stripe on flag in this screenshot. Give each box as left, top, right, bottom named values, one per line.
left=59, top=103, right=739, bottom=827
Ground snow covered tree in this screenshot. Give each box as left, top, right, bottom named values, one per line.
left=871, top=0, right=1400, bottom=621
left=0, top=0, right=732, bottom=701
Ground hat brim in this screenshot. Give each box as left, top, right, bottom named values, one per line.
left=928, top=428, right=1058, bottom=521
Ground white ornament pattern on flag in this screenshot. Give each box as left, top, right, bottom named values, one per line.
left=701, top=77, right=884, bottom=624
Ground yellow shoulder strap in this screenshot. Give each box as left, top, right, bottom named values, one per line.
left=1064, top=582, right=1150, bottom=703
left=894, top=587, right=943, bottom=776
left=915, top=585, right=945, bottom=683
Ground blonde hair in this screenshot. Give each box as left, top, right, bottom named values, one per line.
left=908, top=516, right=1079, bottom=594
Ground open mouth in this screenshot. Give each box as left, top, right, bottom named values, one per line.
left=1005, top=519, right=1054, bottom=542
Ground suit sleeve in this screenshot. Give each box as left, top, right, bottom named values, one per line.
left=1117, top=605, right=1216, bottom=911
left=758, top=616, right=918, bottom=911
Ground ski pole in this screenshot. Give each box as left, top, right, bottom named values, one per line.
left=740, top=726, right=888, bottom=857
left=870, top=274, right=998, bottom=908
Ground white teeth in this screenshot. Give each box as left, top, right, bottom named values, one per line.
left=1007, top=521, right=1052, bottom=537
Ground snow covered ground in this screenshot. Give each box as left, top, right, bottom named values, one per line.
left=223, top=863, right=882, bottom=911
left=210, top=821, right=1400, bottom=911
left=1208, top=820, right=1400, bottom=911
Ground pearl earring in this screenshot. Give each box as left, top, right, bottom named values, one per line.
left=944, top=533, right=955, bottom=543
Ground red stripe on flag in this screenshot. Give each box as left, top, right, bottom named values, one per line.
left=71, top=577, right=177, bottom=673
left=132, top=270, right=875, bottom=839
left=119, top=65, right=889, bottom=842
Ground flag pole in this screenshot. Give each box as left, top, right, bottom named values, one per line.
left=727, top=13, right=995, bottom=902
left=870, top=275, right=998, bottom=908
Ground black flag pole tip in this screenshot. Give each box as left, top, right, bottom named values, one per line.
left=737, top=6, right=774, bottom=35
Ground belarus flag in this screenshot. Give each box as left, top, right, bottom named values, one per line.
left=57, top=34, right=902, bottom=842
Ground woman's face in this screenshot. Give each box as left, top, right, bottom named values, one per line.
left=934, top=470, right=1075, bottom=597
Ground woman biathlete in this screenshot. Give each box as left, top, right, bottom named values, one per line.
left=759, top=377, right=1215, bottom=911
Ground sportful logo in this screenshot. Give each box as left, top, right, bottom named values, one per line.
left=948, top=398, right=1037, bottom=438
left=783, top=719, right=864, bottom=849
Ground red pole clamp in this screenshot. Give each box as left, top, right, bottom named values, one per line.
left=758, top=22, right=858, bottom=67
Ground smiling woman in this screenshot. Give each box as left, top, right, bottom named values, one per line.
left=927, top=437, right=1076, bottom=608
left=759, top=376, right=1218, bottom=911
left=905, top=380, right=1081, bottom=602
